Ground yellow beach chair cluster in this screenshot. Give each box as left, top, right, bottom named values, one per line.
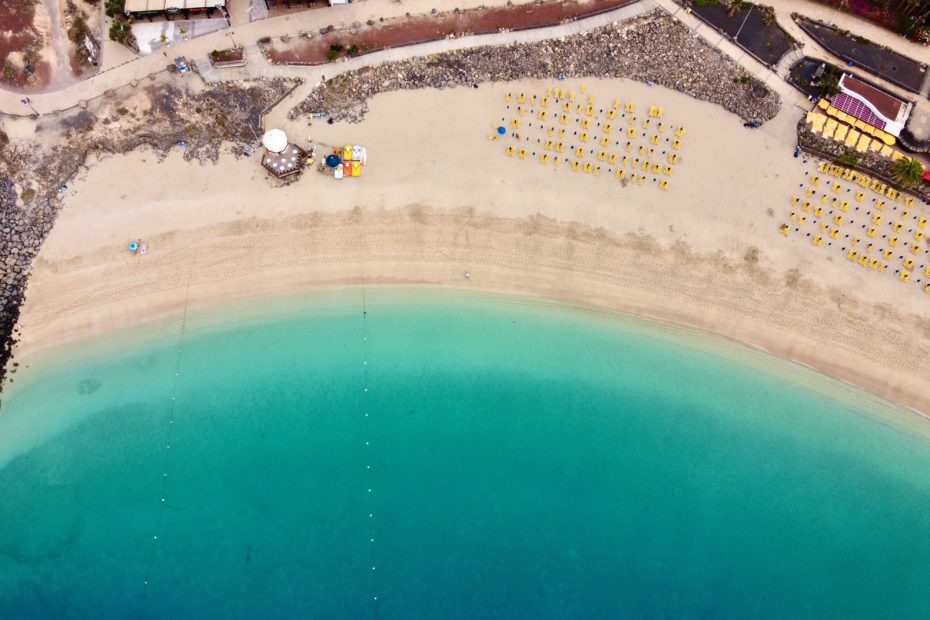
left=784, top=159, right=930, bottom=292
left=498, top=87, right=685, bottom=192
left=807, top=103, right=904, bottom=159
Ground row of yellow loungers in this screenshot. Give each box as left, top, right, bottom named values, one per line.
left=815, top=160, right=915, bottom=205
left=782, top=161, right=930, bottom=293
left=500, top=87, right=685, bottom=191
left=806, top=111, right=902, bottom=158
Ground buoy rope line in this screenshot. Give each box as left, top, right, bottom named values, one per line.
left=142, top=281, right=191, bottom=597
left=360, top=214, right=381, bottom=618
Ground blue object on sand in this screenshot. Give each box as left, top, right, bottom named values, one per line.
left=325, top=154, right=342, bottom=168
left=128, top=242, right=139, bottom=252
left=497, top=126, right=506, bottom=135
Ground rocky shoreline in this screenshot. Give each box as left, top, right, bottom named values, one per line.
left=0, top=78, right=298, bottom=397
left=293, top=12, right=781, bottom=124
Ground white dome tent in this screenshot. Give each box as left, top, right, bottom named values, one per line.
left=262, top=129, right=288, bottom=154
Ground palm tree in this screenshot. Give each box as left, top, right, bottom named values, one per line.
left=891, top=156, right=925, bottom=188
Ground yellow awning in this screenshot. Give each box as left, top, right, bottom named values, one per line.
left=834, top=124, right=849, bottom=141
left=846, top=129, right=861, bottom=147
left=880, top=145, right=893, bottom=157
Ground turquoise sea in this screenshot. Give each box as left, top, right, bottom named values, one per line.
left=2, top=288, right=930, bottom=619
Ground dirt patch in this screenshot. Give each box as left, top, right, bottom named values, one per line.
left=0, top=0, right=50, bottom=89
left=266, top=0, right=636, bottom=65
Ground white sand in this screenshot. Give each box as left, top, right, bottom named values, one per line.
left=11, top=78, right=930, bottom=414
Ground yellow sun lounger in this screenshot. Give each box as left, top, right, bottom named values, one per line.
left=845, top=129, right=860, bottom=147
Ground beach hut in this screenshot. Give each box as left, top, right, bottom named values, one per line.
left=261, top=128, right=306, bottom=178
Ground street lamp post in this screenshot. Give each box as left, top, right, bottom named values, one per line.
left=734, top=5, right=754, bottom=42
left=21, top=98, right=38, bottom=116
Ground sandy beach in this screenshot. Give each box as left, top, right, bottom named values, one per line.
left=9, top=77, right=930, bottom=415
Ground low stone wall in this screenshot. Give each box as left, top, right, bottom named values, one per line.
left=293, top=12, right=781, bottom=124
left=798, top=126, right=930, bottom=204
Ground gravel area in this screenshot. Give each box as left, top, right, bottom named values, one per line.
left=685, top=1, right=796, bottom=67
left=293, top=12, right=781, bottom=124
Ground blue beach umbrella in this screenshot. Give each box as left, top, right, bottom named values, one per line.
left=325, top=154, right=342, bottom=168
left=497, top=126, right=506, bottom=135
left=128, top=242, right=139, bottom=252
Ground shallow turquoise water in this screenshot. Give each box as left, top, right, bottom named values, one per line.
left=2, top=289, right=930, bottom=619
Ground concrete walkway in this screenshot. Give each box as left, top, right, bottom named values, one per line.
left=197, top=0, right=656, bottom=129
left=0, top=0, right=623, bottom=116
left=5, top=0, right=921, bottom=134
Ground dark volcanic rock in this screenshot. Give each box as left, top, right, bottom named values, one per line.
left=293, top=12, right=780, bottom=124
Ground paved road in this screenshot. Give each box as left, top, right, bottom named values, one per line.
left=2, top=0, right=924, bottom=136
left=0, top=0, right=582, bottom=115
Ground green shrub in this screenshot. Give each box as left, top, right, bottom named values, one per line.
left=104, top=0, right=124, bottom=17
left=68, top=16, right=89, bottom=43
left=109, top=20, right=131, bottom=43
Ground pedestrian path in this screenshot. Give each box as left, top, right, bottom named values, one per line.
left=759, top=103, right=808, bottom=145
